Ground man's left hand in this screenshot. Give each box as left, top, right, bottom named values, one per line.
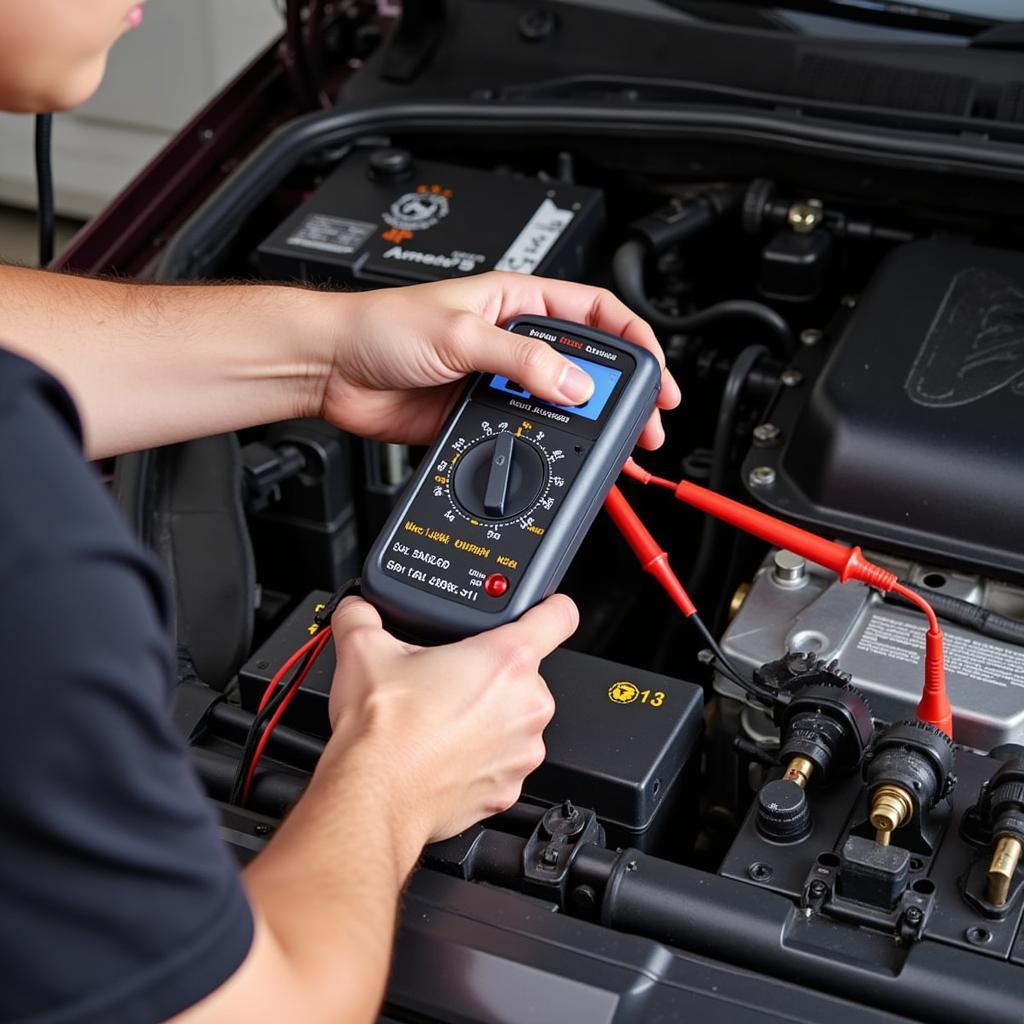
left=313, top=272, right=681, bottom=450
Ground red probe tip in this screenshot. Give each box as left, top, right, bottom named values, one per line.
left=917, top=628, right=953, bottom=738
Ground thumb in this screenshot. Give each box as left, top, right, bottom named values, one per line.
left=330, top=595, right=384, bottom=646
left=451, top=320, right=595, bottom=408
left=467, top=593, right=580, bottom=665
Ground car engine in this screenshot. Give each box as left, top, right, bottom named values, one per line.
left=138, top=82, right=1024, bottom=1021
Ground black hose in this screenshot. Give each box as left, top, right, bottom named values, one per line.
left=688, top=344, right=768, bottom=605
left=612, top=239, right=794, bottom=352
left=34, top=113, right=55, bottom=267
left=884, top=581, right=1024, bottom=647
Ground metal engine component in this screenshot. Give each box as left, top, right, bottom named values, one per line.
left=718, top=550, right=1024, bottom=751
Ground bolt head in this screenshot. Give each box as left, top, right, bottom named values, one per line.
left=772, top=549, right=807, bottom=584
left=781, top=369, right=803, bottom=387
left=572, top=884, right=597, bottom=908
left=749, top=465, right=777, bottom=488
left=753, top=422, right=781, bottom=443
left=787, top=199, right=824, bottom=234
left=800, top=328, right=823, bottom=347
left=520, top=7, right=558, bottom=39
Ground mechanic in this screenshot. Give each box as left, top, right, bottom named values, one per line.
left=0, top=4, right=679, bottom=1022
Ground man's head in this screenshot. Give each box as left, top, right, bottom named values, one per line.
left=0, top=1, right=144, bottom=112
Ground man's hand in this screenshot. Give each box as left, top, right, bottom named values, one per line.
left=315, top=272, right=681, bottom=451
left=325, top=592, right=577, bottom=844
left=0, top=267, right=677, bottom=458
left=175, top=596, right=578, bottom=1024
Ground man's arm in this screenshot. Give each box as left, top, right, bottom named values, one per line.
left=0, top=265, right=333, bottom=459
left=0, top=266, right=679, bottom=459
left=174, top=595, right=575, bottom=1023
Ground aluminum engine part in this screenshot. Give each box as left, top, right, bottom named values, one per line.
left=718, top=551, right=1024, bottom=752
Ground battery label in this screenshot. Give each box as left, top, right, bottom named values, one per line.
left=287, top=214, right=376, bottom=255
left=494, top=198, right=575, bottom=274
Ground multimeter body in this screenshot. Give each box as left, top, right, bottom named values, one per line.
left=361, top=315, right=662, bottom=640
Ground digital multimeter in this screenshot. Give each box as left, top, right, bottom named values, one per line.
left=361, top=315, right=662, bottom=640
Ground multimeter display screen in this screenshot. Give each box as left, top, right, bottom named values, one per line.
left=490, top=355, right=623, bottom=421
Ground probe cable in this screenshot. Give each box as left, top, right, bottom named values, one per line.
left=619, top=459, right=953, bottom=737
left=603, top=484, right=775, bottom=705
left=230, top=580, right=359, bottom=807
left=240, top=629, right=331, bottom=806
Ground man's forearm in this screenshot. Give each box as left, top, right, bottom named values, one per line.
left=0, top=266, right=336, bottom=458
left=176, top=736, right=426, bottom=1023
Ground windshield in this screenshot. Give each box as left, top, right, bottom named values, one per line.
left=654, top=1, right=1018, bottom=40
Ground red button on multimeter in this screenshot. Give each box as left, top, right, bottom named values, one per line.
left=484, top=573, right=510, bottom=598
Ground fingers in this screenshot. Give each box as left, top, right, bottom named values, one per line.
left=482, top=273, right=682, bottom=410
left=636, top=409, right=666, bottom=450
left=330, top=596, right=384, bottom=645
left=449, top=318, right=598, bottom=407
left=470, top=593, right=580, bottom=667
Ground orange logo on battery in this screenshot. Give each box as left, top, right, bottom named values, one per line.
left=382, top=227, right=414, bottom=243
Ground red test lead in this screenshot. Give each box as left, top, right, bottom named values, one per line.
left=621, top=458, right=953, bottom=738
left=604, top=485, right=696, bottom=618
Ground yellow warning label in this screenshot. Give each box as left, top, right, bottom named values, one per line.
left=609, top=681, right=639, bottom=704
left=608, top=682, right=666, bottom=708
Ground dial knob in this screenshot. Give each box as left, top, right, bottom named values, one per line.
left=452, top=433, right=546, bottom=520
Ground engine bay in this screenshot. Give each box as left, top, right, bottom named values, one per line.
left=138, top=29, right=1024, bottom=1017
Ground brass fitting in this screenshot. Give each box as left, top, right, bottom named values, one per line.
left=871, top=784, right=913, bottom=846
left=987, top=836, right=1023, bottom=907
left=783, top=756, right=814, bottom=789
left=728, top=582, right=751, bottom=621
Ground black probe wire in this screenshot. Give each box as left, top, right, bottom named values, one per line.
left=689, top=611, right=774, bottom=706
left=229, top=579, right=361, bottom=805
left=34, top=114, right=55, bottom=267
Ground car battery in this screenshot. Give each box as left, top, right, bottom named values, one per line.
left=239, top=591, right=704, bottom=856
left=257, top=147, right=604, bottom=287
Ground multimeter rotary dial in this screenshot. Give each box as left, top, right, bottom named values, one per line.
left=451, top=432, right=549, bottom=522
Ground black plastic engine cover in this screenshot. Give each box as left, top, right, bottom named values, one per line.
left=744, top=240, right=1024, bottom=580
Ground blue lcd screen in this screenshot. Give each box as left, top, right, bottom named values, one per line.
left=490, top=354, right=622, bottom=421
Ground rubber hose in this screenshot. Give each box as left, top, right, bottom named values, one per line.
left=612, top=239, right=794, bottom=352
left=884, top=581, right=1024, bottom=647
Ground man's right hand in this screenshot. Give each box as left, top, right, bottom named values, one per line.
left=178, top=594, right=577, bottom=1024
left=325, top=594, right=577, bottom=844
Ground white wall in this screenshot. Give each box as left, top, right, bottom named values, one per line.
left=0, top=0, right=283, bottom=218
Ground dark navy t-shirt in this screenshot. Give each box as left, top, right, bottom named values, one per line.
left=0, top=349, right=253, bottom=1022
